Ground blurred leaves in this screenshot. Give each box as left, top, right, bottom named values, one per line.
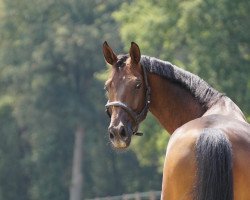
left=0, top=0, right=249, bottom=199
left=132, top=114, right=169, bottom=172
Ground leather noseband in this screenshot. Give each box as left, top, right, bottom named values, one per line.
left=105, top=64, right=150, bottom=136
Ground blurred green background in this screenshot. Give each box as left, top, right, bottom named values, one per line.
left=0, top=0, right=249, bottom=199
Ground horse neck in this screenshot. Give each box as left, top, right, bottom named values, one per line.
left=148, top=73, right=206, bottom=134
left=140, top=56, right=247, bottom=132
left=140, top=55, right=225, bottom=133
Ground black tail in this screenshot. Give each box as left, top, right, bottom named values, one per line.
left=194, top=128, right=233, bottom=200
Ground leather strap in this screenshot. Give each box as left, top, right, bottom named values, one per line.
left=105, top=64, right=150, bottom=136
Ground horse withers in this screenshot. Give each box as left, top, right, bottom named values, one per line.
left=102, top=41, right=250, bottom=200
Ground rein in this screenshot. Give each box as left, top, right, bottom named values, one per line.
left=105, top=64, right=151, bottom=136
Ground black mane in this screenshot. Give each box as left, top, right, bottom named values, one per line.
left=140, top=55, right=223, bottom=108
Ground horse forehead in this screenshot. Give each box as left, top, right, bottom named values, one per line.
left=112, top=66, right=135, bottom=81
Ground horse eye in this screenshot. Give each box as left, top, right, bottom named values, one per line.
left=135, top=82, right=142, bottom=89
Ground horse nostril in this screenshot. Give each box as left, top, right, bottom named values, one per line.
left=109, top=132, right=114, bottom=140
left=120, top=127, right=127, bottom=138
left=108, top=125, right=115, bottom=140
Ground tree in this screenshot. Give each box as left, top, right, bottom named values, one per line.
left=0, top=0, right=112, bottom=199
left=178, top=0, right=250, bottom=114
left=0, top=97, right=30, bottom=200
left=0, top=0, right=164, bottom=199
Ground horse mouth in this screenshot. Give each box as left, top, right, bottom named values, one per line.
left=110, top=137, right=131, bottom=149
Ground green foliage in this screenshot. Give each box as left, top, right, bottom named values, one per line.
left=0, top=0, right=249, bottom=199
left=132, top=114, right=169, bottom=172
left=177, top=0, right=250, bottom=114
left=0, top=98, right=30, bottom=200
left=0, top=0, right=164, bottom=199
left=114, top=0, right=166, bottom=56
left=114, top=0, right=187, bottom=61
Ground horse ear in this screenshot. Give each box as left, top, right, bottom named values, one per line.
left=102, top=41, right=118, bottom=65
left=129, top=42, right=141, bottom=64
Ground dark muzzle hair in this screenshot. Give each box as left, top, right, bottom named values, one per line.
left=194, top=128, right=233, bottom=200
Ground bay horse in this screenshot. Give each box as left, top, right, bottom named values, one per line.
left=102, top=41, right=250, bottom=200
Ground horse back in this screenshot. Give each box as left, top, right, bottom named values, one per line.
left=162, top=114, right=250, bottom=200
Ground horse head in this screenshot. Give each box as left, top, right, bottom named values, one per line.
left=102, top=42, right=150, bottom=149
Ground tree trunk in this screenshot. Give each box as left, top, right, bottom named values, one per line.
left=69, top=125, right=84, bottom=200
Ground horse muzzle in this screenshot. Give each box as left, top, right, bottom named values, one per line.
left=108, top=122, right=132, bottom=149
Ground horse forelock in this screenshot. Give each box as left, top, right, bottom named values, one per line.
left=115, top=54, right=129, bottom=69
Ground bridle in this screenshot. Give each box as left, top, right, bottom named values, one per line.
left=105, top=64, right=151, bottom=136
